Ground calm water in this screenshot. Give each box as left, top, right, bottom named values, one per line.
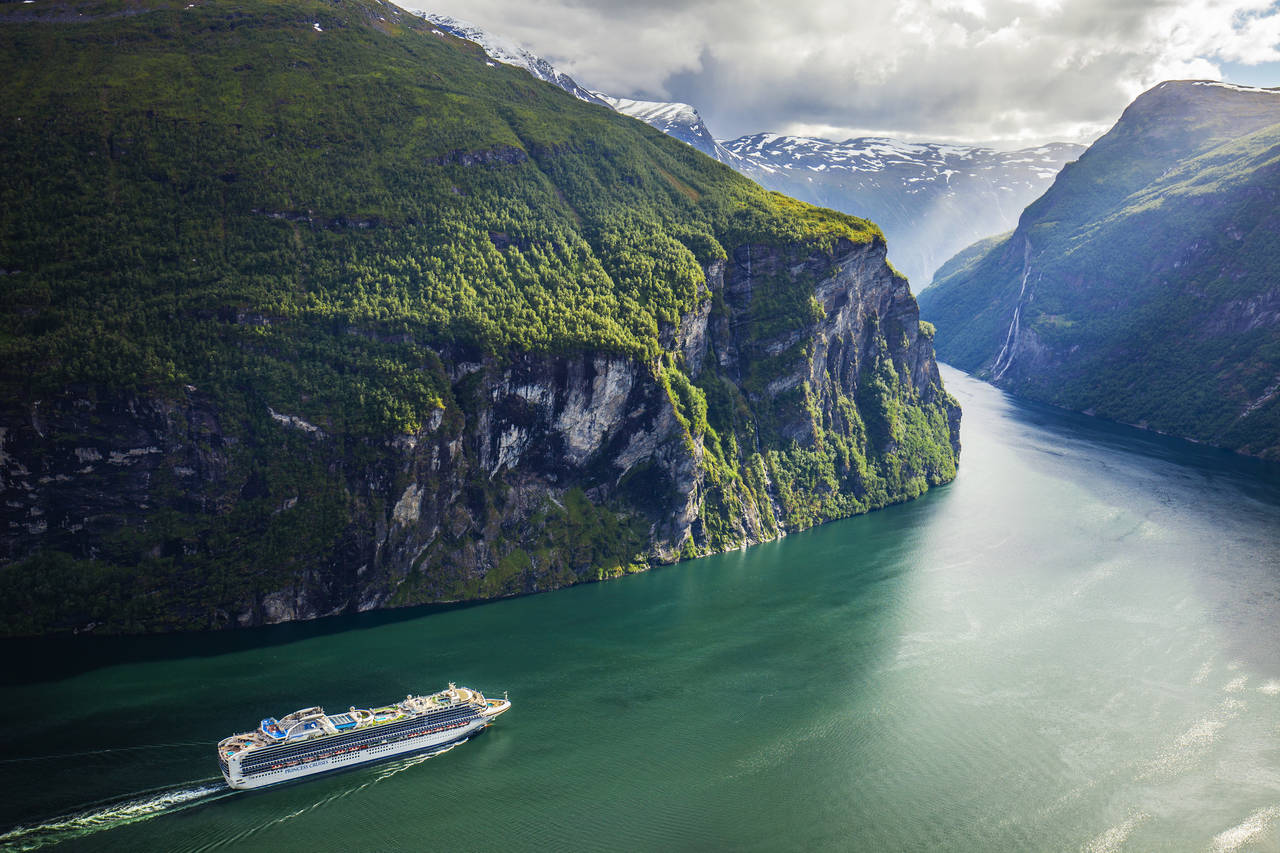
left=4, top=366, right=1280, bottom=852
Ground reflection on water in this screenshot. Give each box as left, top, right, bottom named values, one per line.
left=2, top=365, right=1279, bottom=851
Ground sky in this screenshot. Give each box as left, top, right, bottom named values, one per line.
left=405, top=0, right=1280, bottom=148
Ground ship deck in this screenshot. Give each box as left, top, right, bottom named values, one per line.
left=218, top=684, right=498, bottom=759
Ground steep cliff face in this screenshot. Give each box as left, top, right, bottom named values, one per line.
left=919, top=81, right=1280, bottom=459
left=1, top=236, right=957, bottom=633
left=0, top=0, right=959, bottom=634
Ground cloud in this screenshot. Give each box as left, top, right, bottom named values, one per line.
left=405, top=0, right=1280, bottom=145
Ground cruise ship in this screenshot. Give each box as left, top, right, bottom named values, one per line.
left=217, top=684, right=511, bottom=790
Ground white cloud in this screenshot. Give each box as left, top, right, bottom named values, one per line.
left=405, top=0, right=1280, bottom=145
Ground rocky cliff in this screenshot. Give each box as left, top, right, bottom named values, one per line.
left=0, top=0, right=958, bottom=634
left=2, top=234, right=956, bottom=633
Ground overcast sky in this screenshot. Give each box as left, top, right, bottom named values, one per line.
left=405, top=0, right=1280, bottom=147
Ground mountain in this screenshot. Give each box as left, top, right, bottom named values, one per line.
left=590, top=94, right=758, bottom=172
left=424, top=14, right=611, bottom=107
left=420, top=13, right=755, bottom=168
left=0, top=0, right=958, bottom=634
left=918, top=81, right=1280, bottom=459
left=411, top=15, right=1080, bottom=289
left=722, top=135, right=1083, bottom=288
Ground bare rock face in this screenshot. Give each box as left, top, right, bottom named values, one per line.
left=0, top=235, right=959, bottom=634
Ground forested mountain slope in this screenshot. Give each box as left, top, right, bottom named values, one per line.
left=409, top=15, right=1080, bottom=290
left=0, top=0, right=958, bottom=634
left=918, top=81, right=1280, bottom=459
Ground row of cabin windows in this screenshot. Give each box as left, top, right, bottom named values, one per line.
left=242, top=732, right=463, bottom=779
left=241, top=734, right=456, bottom=780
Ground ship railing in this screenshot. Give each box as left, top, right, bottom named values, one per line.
left=283, top=710, right=329, bottom=740
left=278, top=707, right=325, bottom=725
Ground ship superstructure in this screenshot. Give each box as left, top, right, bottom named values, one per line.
left=217, top=684, right=510, bottom=790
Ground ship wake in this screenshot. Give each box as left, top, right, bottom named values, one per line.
left=199, top=738, right=469, bottom=851
left=0, top=778, right=233, bottom=852
left=0, top=734, right=472, bottom=851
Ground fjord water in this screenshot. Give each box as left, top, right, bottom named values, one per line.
left=4, top=366, right=1280, bottom=852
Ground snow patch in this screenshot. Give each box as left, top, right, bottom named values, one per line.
left=1191, top=81, right=1279, bottom=95
left=597, top=95, right=700, bottom=127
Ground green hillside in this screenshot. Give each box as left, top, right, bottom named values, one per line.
left=0, top=0, right=957, bottom=633
left=1, top=0, right=873, bottom=428
left=918, top=81, right=1280, bottom=459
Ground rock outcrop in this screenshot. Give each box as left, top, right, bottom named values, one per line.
left=0, top=0, right=958, bottom=634
left=1, top=236, right=958, bottom=633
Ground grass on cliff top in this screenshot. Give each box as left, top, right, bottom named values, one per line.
left=0, top=0, right=879, bottom=436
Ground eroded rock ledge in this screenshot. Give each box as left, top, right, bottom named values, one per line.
left=0, top=236, right=959, bottom=634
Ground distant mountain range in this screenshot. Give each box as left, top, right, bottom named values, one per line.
left=425, top=13, right=1082, bottom=288
left=917, top=81, right=1280, bottom=459
left=721, top=135, right=1082, bottom=288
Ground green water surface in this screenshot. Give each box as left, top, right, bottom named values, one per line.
left=3, top=366, right=1280, bottom=851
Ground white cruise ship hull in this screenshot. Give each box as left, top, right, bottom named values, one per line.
left=223, top=718, right=489, bottom=790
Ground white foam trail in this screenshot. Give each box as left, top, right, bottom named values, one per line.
left=0, top=780, right=230, bottom=852
left=1083, top=811, right=1150, bottom=853
left=196, top=739, right=466, bottom=851
left=1211, top=804, right=1280, bottom=852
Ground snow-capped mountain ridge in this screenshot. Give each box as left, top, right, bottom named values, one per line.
left=424, top=14, right=609, bottom=107
left=418, top=12, right=753, bottom=168
left=723, top=132, right=1082, bottom=284
left=725, top=133, right=1073, bottom=182
left=1187, top=81, right=1279, bottom=95
left=593, top=95, right=700, bottom=127
left=591, top=93, right=756, bottom=170
left=416, top=11, right=1082, bottom=287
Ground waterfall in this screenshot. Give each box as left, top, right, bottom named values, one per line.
left=990, top=237, right=1032, bottom=381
